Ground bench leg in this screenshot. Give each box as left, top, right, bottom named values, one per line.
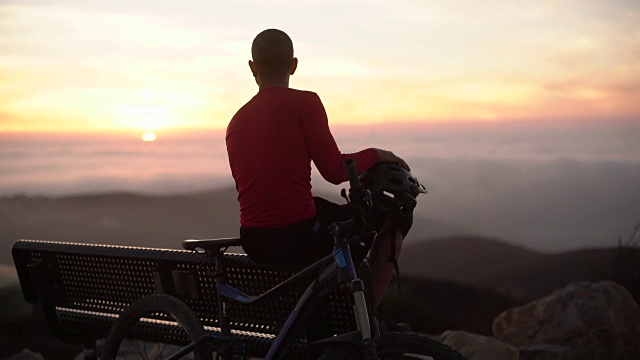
left=83, top=340, right=97, bottom=360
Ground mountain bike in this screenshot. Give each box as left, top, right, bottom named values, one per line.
left=100, top=158, right=467, bottom=360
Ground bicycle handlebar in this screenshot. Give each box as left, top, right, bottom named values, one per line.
left=343, top=158, right=372, bottom=214
left=343, top=158, right=362, bottom=193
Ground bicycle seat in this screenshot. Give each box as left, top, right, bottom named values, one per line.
left=182, top=238, right=242, bottom=251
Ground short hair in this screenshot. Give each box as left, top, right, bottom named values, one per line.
left=251, top=29, right=294, bottom=77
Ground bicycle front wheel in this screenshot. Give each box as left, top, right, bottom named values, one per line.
left=101, top=294, right=212, bottom=360
left=318, top=332, right=468, bottom=360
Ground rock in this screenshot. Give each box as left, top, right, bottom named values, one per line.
left=0, top=264, right=32, bottom=323
left=6, top=349, right=44, bottom=360
left=440, top=330, right=519, bottom=360
left=493, top=281, right=640, bottom=360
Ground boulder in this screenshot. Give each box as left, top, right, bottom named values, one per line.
left=493, top=281, right=640, bottom=360
left=6, top=350, right=44, bottom=360
left=440, top=330, right=519, bottom=360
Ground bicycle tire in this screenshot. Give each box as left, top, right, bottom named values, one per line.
left=101, top=294, right=213, bottom=360
left=318, top=332, right=468, bottom=360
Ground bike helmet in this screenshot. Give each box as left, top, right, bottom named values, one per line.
left=359, top=162, right=427, bottom=214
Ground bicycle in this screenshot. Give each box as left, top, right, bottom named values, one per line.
left=100, top=158, right=467, bottom=360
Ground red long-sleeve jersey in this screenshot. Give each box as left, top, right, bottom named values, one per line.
left=226, top=87, right=378, bottom=228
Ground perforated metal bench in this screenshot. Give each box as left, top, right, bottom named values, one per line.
left=12, top=239, right=357, bottom=359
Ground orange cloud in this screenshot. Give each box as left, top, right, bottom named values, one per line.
left=1, top=1, right=639, bottom=133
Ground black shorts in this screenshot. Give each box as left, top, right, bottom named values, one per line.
left=241, top=197, right=349, bottom=267
left=241, top=197, right=413, bottom=268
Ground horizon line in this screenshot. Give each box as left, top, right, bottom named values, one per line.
left=1, top=116, right=639, bottom=137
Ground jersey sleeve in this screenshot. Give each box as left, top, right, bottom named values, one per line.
left=302, top=93, right=379, bottom=185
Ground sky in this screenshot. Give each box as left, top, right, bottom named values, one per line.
left=1, top=0, right=639, bottom=134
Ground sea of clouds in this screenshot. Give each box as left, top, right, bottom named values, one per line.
left=2, top=120, right=639, bottom=252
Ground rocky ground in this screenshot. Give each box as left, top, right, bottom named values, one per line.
left=3, top=260, right=639, bottom=360
left=440, top=281, right=640, bottom=360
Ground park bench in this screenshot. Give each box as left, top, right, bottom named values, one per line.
left=12, top=239, right=358, bottom=359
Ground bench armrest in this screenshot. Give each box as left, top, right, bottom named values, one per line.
left=182, top=238, right=242, bottom=251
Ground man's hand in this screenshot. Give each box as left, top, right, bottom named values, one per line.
left=374, top=148, right=410, bottom=171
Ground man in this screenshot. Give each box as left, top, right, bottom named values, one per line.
left=226, top=28, right=410, bottom=305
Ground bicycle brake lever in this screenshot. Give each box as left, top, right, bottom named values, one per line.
left=340, top=188, right=350, bottom=204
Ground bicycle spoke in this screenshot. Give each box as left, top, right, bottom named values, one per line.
left=101, top=295, right=209, bottom=360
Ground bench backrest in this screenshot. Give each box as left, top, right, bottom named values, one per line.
left=12, top=239, right=357, bottom=346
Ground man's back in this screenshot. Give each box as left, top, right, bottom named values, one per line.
left=227, top=87, right=321, bottom=228
left=227, top=86, right=377, bottom=229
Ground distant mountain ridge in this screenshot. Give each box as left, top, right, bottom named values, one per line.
left=400, top=236, right=616, bottom=300
left=401, top=236, right=547, bottom=282
left=0, top=189, right=242, bottom=264
left=1, top=189, right=618, bottom=303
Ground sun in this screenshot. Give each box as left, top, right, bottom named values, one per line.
left=142, top=132, right=157, bottom=142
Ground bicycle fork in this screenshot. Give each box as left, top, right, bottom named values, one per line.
left=334, top=241, right=378, bottom=359
left=351, top=279, right=371, bottom=339
left=353, top=280, right=379, bottom=359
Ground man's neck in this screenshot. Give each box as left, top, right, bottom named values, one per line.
left=258, top=76, right=289, bottom=90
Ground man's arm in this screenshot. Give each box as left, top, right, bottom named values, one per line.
left=302, top=93, right=378, bottom=184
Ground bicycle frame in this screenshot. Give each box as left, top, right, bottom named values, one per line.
left=167, top=218, right=376, bottom=360
left=166, top=158, right=379, bottom=360
left=265, top=221, right=373, bottom=360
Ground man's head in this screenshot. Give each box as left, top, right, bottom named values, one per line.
left=249, top=29, right=297, bottom=86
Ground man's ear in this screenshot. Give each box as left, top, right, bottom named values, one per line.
left=290, top=57, right=298, bottom=75
left=249, top=60, right=257, bottom=77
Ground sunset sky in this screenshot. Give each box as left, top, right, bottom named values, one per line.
left=1, top=0, right=639, bottom=134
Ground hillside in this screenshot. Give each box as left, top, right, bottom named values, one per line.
left=384, top=275, right=522, bottom=335
left=0, top=188, right=459, bottom=264
left=401, top=236, right=546, bottom=282
left=0, top=189, right=242, bottom=264
left=1, top=190, right=619, bottom=304
left=476, top=248, right=617, bottom=300
left=400, top=236, right=617, bottom=300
